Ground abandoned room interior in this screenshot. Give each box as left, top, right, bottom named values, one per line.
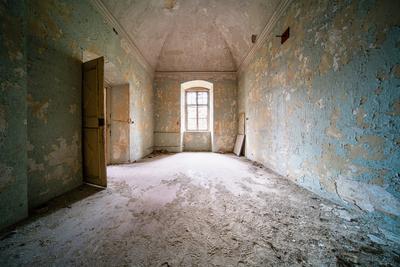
left=0, top=0, right=399, bottom=265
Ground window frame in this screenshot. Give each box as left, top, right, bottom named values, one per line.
left=185, top=89, right=209, bottom=132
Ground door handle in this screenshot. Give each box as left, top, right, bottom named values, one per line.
left=98, top=118, right=105, bottom=126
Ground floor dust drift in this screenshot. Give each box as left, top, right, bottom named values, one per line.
left=0, top=153, right=399, bottom=266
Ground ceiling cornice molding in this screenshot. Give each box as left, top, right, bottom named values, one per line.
left=89, top=0, right=154, bottom=76
left=155, top=71, right=237, bottom=80
left=236, top=0, right=293, bottom=75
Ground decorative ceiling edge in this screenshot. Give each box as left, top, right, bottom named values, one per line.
left=89, top=0, right=154, bottom=76
left=236, top=0, right=293, bottom=75
left=154, top=71, right=237, bottom=79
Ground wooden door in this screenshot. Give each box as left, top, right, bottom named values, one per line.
left=82, top=57, right=107, bottom=187
left=105, top=86, right=111, bottom=165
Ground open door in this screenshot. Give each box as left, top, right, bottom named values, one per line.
left=82, top=57, right=107, bottom=187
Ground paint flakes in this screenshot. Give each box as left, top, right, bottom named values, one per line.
left=28, top=158, right=45, bottom=172
left=27, top=94, right=49, bottom=123
left=392, top=64, right=400, bottom=79
left=317, top=98, right=325, bottom=109
left=326, top=108, right=342, bottom=139
left=354, top=107, right=369, bottom=129
left=164, top=0, right=177, bottom=10
left=356, top=135, right=386, bottom=160
left=336, top=177, right=400, bottom=216
left=42, top=134, right=80, bottom=184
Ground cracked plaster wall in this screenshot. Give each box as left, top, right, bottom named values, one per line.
left=1, top=0, right=154, bottom=228
left=26, top=0, right=153, bottom=208
left=0, top=0, right=28, bottom=230
left=238, top=0, right=400, bottom=239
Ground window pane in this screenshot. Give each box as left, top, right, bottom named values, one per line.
left=197, top=92, right=208, bottom=104
left=187, top=106, right=197, bottom=119
left=187, top=118, right=197, bottom=130
left=198, top=106, right=208, bottom=119
left=198, top=119, right=208, bottom=130
left=187, top=92, right=197, bottom=104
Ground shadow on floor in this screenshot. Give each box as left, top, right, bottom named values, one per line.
left=0, top=184, right=103, bottom=240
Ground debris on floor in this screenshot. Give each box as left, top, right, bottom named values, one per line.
left=0, top=153, right=398, bottom=266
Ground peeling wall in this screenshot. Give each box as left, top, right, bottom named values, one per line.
left=183, top=132, right=211, bottom=151
left=26, top=0, right=153, bottom=208
left=0, top=0, right=28, bottom=229
left=238, top=0, right=400, bottom=239
left=154, top=72, right=237, bottom=153
left=109, top=84, right=130, bottom=164
left=130, top=71, right=154, bottom=161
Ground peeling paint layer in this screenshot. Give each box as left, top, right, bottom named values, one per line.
left=238, top=0, right=400, bottom=238
left=0, top=0, right=28, bottom=229
left=26, top=0, right=154, bottom=208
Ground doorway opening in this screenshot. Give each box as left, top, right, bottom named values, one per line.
left=180, top=80, right=214, bottom=152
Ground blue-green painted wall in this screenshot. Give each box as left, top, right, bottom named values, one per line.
left=0, top=0, right=28, bottom=230
left=26, top=0, right=153, bottom=208
left=238, top=0, right=400, bottom=240
left=1, top=0, right=153, bottom=229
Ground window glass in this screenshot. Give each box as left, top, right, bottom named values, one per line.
left=187, top=106, right=197, bottom=119
left=187, top=119, right=197, bottom=130
left=198, top=106, right=208, bottom=119
left=187, top=92, right=197, bottom=105
left=197, top=92, right=208, bottom=104
left=198, top=119, right=208, bottom=130
left=186, top=90, right=209, bottom=131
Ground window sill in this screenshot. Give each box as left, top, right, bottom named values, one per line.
left=184, top=130, right=210, bottom=133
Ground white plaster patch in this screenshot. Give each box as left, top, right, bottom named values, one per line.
left=44, top=133, right=80, bottom=183
left=317, top=98, right=325, bottom=109
left=336, top=177, right=400, bottom=217
left=333, top=54, right=340, bottom=71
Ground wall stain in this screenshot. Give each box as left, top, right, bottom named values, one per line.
left=238, top=0, right=400, bottom=238
left=27, top=94, right=49, bottom=123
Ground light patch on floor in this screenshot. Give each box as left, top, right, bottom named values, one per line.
left=0, top=153, right=399, bottom=266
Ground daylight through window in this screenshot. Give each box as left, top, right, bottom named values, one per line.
left=186, top=90, right=209, bottom=131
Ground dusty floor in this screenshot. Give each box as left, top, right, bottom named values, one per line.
left=0, top=152, right=399, bottom=266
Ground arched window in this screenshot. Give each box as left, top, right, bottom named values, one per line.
left=185, top=88, right=209, bottom=131
left=180, top=80, right=214, bottom=151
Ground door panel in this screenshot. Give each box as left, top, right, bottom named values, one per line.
left=105, top=87, right=111, bottom=164
left=82, top=57, right=106, bottom=187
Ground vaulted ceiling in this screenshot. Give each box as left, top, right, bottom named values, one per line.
left=102, top=0, right=280, bottom=72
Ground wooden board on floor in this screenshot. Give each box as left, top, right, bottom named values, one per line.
left=233, top=134, right=245, bottom=156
